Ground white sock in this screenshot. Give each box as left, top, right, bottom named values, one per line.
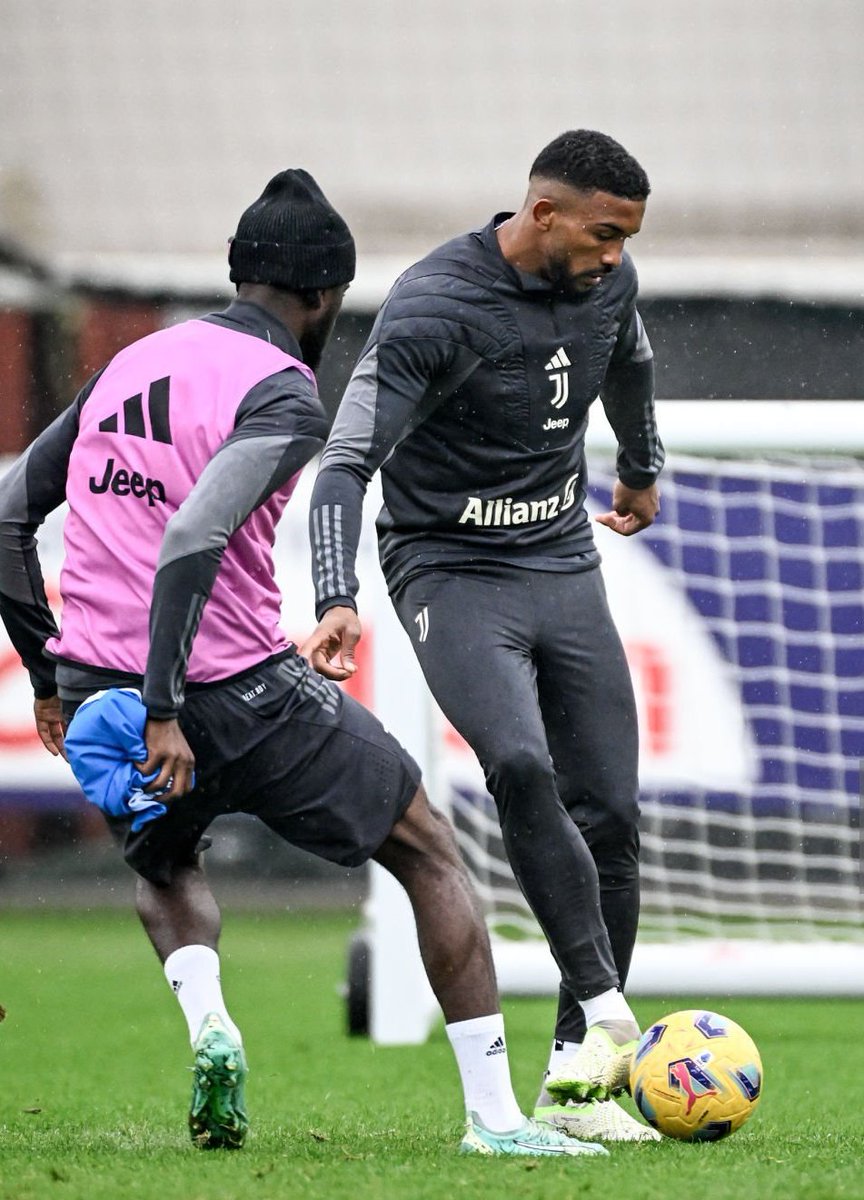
left=547, top=1037, right=580, bottom=1077
left=445, top=1013, right=524, bottom=1133
left=536, top=1037, right=580, bottom=1107
left=579, top=986, right=637, bottom=1028
left=163, top=944, right=242, bottom=1046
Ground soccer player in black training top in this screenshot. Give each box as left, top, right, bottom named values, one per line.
left=305, top=130, right=665, bottom=1143
left=0, top=170, right=605, bottom=1160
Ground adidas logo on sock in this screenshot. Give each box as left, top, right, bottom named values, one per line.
left=171, top=979, right=183, bottom=994
left=485, top=1035, right=506, bottom=1057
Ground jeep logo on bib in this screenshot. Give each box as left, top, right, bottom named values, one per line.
left=89, top=458, right=166, bottom=506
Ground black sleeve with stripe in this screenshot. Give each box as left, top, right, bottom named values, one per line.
left=142, top=368, right=327, bottom=719
left=0, top=375, right=102, bottom=696
left=309, top=323, right=469, bottom=619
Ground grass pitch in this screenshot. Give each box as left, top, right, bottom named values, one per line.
left=0, top=910, right=860, bottom=1200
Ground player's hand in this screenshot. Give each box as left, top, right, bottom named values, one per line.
left=299, top=605, right=361, bottom=681
left=136, top=717, right=196, bottom=801
left=595, top=481, right=660, bottom=536
left=34, top=695, right=67, bottom=760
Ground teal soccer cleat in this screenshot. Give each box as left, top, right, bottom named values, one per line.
left=188, top=1013, right=249, bottom=1150
left=459, top=1112, right=608, bottom=1157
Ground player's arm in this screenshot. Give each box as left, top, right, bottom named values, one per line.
left=597, top=302, right=665, bottom=536
left=305, top=317, right=474, bottom=679
left=0, top=377, right=101, bottom=756
left=139, top=369, right=327, bottom=796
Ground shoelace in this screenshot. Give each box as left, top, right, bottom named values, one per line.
left=521, top=1119, right=571, bottom=1145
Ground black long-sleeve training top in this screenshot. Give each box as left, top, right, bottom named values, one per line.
left=309, top=215, right=665, bottom=617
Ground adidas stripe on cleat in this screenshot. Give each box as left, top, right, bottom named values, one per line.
left=546, top=1024, right=640, bottom=1103
left=459, top=1112, right=608, bottom=1157
left=188, top=1013, right=249, bottom=1150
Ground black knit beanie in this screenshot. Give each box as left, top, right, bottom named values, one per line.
left=228, top=169, right=356, bottom=290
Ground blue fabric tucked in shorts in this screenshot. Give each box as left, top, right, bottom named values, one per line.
left=65, top=687, right=176, bottom=831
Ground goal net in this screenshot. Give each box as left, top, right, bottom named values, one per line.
left=359, top=402, right=864, bottom=1041
left=609, top=454, right=861, bottom=940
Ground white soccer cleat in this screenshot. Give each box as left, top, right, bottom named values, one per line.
left=545, top=1022, right=640, bottom=1103
left=534, top=1098, right=662, bottom=1143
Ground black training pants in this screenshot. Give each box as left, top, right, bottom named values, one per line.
left=392, top=562, right=640, bottom=1042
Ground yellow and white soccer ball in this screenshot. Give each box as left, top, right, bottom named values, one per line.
left=629, top=1009, right=763, bottom=1141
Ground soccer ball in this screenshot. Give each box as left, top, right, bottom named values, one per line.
left=629, top=1009, right=763, bottom=1142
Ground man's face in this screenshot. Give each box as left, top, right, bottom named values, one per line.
left=300, top=284, right=349, bottom=369
left=536, top=187, right=646, bottom=295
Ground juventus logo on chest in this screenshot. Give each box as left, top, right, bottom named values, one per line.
left=544, top=347, right=571, bottom=409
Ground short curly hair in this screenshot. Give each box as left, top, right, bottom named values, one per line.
left=530, top=130, right=650, bottom=201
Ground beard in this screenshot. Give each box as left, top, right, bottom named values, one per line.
left=544, top=257, right=613, bottom=296
left=299, top=310, right=339, bottom=370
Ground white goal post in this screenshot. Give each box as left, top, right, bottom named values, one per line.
left=356, top=400, right=864, bottom=1044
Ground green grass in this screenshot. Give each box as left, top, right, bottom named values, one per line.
left=0, top=910, right=860, bottom=1200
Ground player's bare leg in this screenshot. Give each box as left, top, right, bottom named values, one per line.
left=135, top=859, right=221, bottom=961
left=373, top=786, right=497, bottom=1022
left=136, top=862, right=247, bottom=1150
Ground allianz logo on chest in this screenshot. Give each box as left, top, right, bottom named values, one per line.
left=542, top=347, right=571, bottom=431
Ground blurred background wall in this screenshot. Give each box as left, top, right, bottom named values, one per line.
left=2, top=0, right=863, bottom=258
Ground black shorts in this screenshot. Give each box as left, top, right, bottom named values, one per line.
left=64, top=650, right=421, bottom=887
